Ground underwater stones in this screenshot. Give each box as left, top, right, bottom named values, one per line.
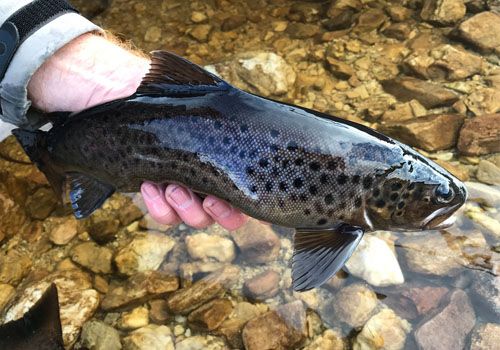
left=332, top=283, right=378, bottom=328
left=353, top=309, right=411, bottom=350
left=420, top=0, right=466, bottom=25
left=0, top=135, right=30, bottom=163
left=167, top=265, right=239, bottom=314
left=114, top=232, right=175, bottom=275
left=25, top=187, right=58, bottom=220
left=188, top=298, right=233, bottom=331
left=470, top=323, right=500, bottom=350
left=188, top=24, right=212, bottom=42
left=149, top=299, right=170, bottom=324
left=379, top=114, right=464, bottom=152
left=303, top=329, right=345, bottom=350
left=386, top=5, right=412, bottom=22
left=355, top=8, right=388, bottom=33
left=286, top=23, right=320, bottom=39
left=190, top=11, right=207, bottom=24
left=87, top=215, right=120, bottom=243
left=80, top=320, right=122, bottom=350
left=231, top=219, right=280, bottom=263
left=0, top=283, right=15, bottom=313
left=175, top=335, right=227, bottom=350
left=71, top=242, right=113, bottom=274
left=465, top=88, right=500, bottom=115
left=0, top=183, right=29, bottom=240
left=242, top=301, right=306, bottom=350
left=381, top=77, right=459, bottom=108
left=46, top=216, right=78, bottom=245
left=382, top=22, right=412, bottom=41
left=346, top=235, right=404, bottom=287
left=415, top=290, right=475, bottom=350
left=122, top=324, right=174, bottom=350
left=138, top=213, right=173, bottom=232
left=470, top=271, right=500, bottom=320
left=401, top=285, right=449, bottom=316
left=476, top=160, right=500, bottom=185
left=243, top=270, right=281, bottom=300
left=101, top=271, right=178, bottom=311
left=120, top=306, right=149, bottom=330
left=144, top=26, right=161, bottom=43
left=221, top=15, right=247, bottom=32
left=457, top=11, right=500, bottom=54
left=457, top=114, right=500, bottom=155
left=325, top=57, right=355, bottom=79
left=185, top=232, right=236, bottom=262
left=0, top=250, right=32, bottom=285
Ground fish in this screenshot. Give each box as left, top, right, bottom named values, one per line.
left=13, top=51, right=467, bottom=291
left=0, top=284, right=64, bottom=350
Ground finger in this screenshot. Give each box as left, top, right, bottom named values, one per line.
left=141, top=182, right=181, bottom=225
left=165, top=184, right=214, bottom=229
left=203, top=196, right=249, bottom=230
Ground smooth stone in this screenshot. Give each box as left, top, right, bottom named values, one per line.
left=46, top=216, right=78, bottom=245
left=458, top=114, right=500, bottom=156
left=188, top=298, right=233, bottom=330
left=120, top=306, right=149, bottom=330
left=231, top=219, right=280, bottom=263
left=0, top=249, right=32, bottom=286
left=243, top=270, right=281, bottom=300
left=415, top=290, right=475, bottom=350
left=25, top=187, right=58, bottom=220
left=286, top=23, right=320, bottom=39
left=346, top=235, right=404, bottom=287
left=149, top=299, right=170, bottom=324
left=122, top=325, right=174, bottom=350
left=332, top=283, right=378, bottom=328
left=115, top=232, right=175, bottom=275
left=353, top=309, right=412, bottom=350
left=354, top=8, right=388, bottom=32
left=457, top=11, right=500, bottom=54
left=80, top=320, right=122, bottom=350
left=476, top=160, right=500, bottom=185
left=221, top=15, right=247, bottom=31
left=185, top=232, right=236, bottom=262
left=470, top=323, right=500, bottom=350
left=470, top=271, right=499, bottom=320
left=0, top=283, right=15, bottom=313
left=420, top=0, right=465, bottom=25
left=402, top=285, right=449, bottom=315
left=70, top=242, right=113, bottom=274
left=465, top=181, right=500, bottom=207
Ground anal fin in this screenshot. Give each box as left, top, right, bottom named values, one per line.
left=68, top=172, right=115, bottom=219
left=292, top=224, right=364, bottom=292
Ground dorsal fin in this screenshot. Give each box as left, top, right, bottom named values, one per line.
left=136, top=51, right=230, bottom=97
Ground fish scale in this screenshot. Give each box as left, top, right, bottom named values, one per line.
left=12, top=51, right=467, bottom=291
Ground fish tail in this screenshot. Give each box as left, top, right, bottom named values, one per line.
left=12, top=128, right=65, bottom=199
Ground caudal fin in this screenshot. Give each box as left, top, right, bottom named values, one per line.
left=12, top=129, right=64, bottom=199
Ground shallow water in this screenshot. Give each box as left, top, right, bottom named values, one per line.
left=1, top=1, right=499, bottom=349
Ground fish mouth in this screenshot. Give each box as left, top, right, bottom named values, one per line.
left=425, top=215, right=456, bottom=230
left=422, top=204, right=461, bottom=230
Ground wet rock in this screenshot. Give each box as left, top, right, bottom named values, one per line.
left=465, top=181, right=500, bottom=207
left=122, top=324, right=174, bottom=350
left=167, top=265, right=239, bottom=314
left=457, top=114, right=500, bottom=156
left=138, top=213, right=172, bottom=232
left=189, top=24, right=212, bottom=42
left=457, top=11, right=500, bottom=54
left=69, top=0, right=109, bottom=19
left=190, top=11, right=207, bottom=23
left=381, top=77, right=459, bottom=109
left=420, top=0, right=465, bottom=25
left=242, top=301, right=306, bottom=350
left=0, top=250, right=32, bottom=285
left=465, top=88, right=500, bottom=115
left=304, top=329, right=345, bottom=350
left=0, top=181, right=29, bottom=240
left=25, top=187, right=58, bottom=219
left=324, top=7, right=357, bottom=31
left=0, top=283, right=15, bottom=313
left=466, top=208, right=500, bottom=238
left=87, top=216, right=120, bottom=243
left=80, top=320, right=122, bottom=350
left=355, top=8, right=388, bottom=32
left=120, top=306, right=149, bottom=330
left=179, top=261, right=226, bottom=287
left=288, top=2, right=323, bottom=23
left=115, top=232, right=175, bottom=275
left=379, top=114, right=464, bottom=152
left=188, top=298, right=233, bottom=330
left=470, top=271, right=499, bottom=320
left=243, top=270, right=280, bottom=300
left=386, top=5, right=412, bottom=22
left=332, top=283, right=378, bottom=328
left=476, top=160, right=500, bottom=185
left=346, top=235, right=404, bottom=287
left=400, top=232, right=464, bottom=275
left=382, top=22, right=412, bottom=41
left=144, top=26, right=161, bottom=43
left=221, top=15, right=246, bottom=31
left=231, top=219, right=280, bottom=263
left=212, top=52, right=296, bottom=97
left=286, top=23, right=320, bottom=39
left=117, top=202, right=144, bottom=226
left=354, top=309, right=411, bottom=350
left=381, top=100, right=427, bottom=122
left=102, top=271, right=178, bottom=310
left=404, top=44, right=484, bottom=81
left=71, top=242, right=113, bottom=274
left=415, top=290, right=475, bottom=350
left=470, top=323, right=500, bottom=350
left=148, top=299, right=170, bottom=324
left=0, top=135, right=30, bottom=163
left=402, top=285, right=449, bottom=315
left=185, top=232, right=236, bottom=262
left=45, top=216, right=78, bottom=245
left=176, top=335, right=227, bottom=350
left=5, top=270, right=99, bottom=347
left=325, top=57, right=355, bottom=79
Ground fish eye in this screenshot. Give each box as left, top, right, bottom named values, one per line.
left=434, top=184, right=455, bottom=204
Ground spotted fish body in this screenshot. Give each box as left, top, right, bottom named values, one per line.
left=13, top=51, right=467, bottom=291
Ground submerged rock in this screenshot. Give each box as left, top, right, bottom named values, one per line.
left=188, top=298, right=233, bottom=331
left=231, top=219, right=281, bottom=263
left=470, top=323, right=500, bottom=350
left=175, top=335, right=227, bottom=350
left=0, top=183, right=30, bottom=240
left=420, top=0, right=466, bottom=25
left=45, top=216, right=79, bottom=245
left=122, top=324, right=174, bottom=350
left=185, top=232, right=236, bottom=262
left=120, top=306, right=149, bottom=330
left=346, top=235, right=404, bottom=287
left=332, top=283, right=378, bottom=328
left=71, top=242, right=113, bottom=274
left=80, top=320, right=122, bottom=350
left=476, top=160, right=500, bottom=185
left=458, top=114, right=500, bottom=155
left=0, top=283, right=15, bottom=313
left=470, top=271, right=499, bottom=320
left=457, top=11, right=500, bottom=54
left=243, top=270, right=281, bottom=300
left=303, top=329, right=345, bottom=350
left=0, top=249, right=32, bottom=286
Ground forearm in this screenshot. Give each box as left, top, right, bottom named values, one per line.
left=28, top=33, right=150, bottom=113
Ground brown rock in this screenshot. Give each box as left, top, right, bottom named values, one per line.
left=382, top=22, right=412, bottom=41
left=378, top=114, right=464, bottom=152
left=101, top=271, right=179, bottom=310
left=243, top=270, right=280, bottom=300
left=25, top=187, right=58, bottom=220
left=386, top=5, right=412, bottom=22
left=149, top=299, right=170, bottom=324
left=402, top=285, right=449, bottom=315
left=167, top=265, right=239, bottom=314
left=87, top=216, right=120, bottom=243
left=188, top=298, right=233, bottom=330
left=231, top=219, right=280, bottom=263
left=288, top=2, right=324, bottom=23
left=415, top=290, right=475, bottom=350
left=179, top=261, right=226, bottom=287
left=139, top=213, right=173, bottom=232
left=0, top=283, right=15, bottom=313
left=457, top=114, right=500, bottom=155
left=242, top=301, right=306, bottom=350
left=325, top=57, right=355, bottom=79
left=0, top=135, right=30, bottom=163
left=470, top=323, right=500, bottom=350
left=189, top=24, right=212, bottom=42
left=0, top=183, right=30, bottom=240
left=381, top=77, right=459, bottom=108
left=434, top=159, right=470, bottom=181
left=381, top=100, right=427, bottom=122
left=286, top=23, right=320, bottom=39
left=70, top=242, right=113, bottom=274
left=221, top=15, right=246, bottom=31
left=457, top=12, right=500, bottom=54
left=117, top=202, right=144, bottom=226
left=324, top=7, right=357, bottom=31
left=465, top=88, right=500, bottom=116
left=0, top=250, right=32, bottom=285
left=304, top=329, right=345, bottom=350
left=476, top=160, right=500, bottom=185
left=332, top=283, right=378, bottom=328
left=420, top=0, right=466, bottom=25
left=46, top=216, right=78, bottom=245
left=355, top=8, right=387, bottom=32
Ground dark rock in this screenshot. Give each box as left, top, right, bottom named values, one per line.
left=243, top=270, right=280, bottom=300
left=457, top=114, right=500, bottom=156
left=288, top=2, right=324, bottom=23
left=382, top=22, right=412, bottom=41
left=231, top=220, right=280, bottom=263
left=26, top=187, right=58, bottom=220
left=221, top=15, right=247, bottom=31
left=188, top=298, right=233, bottom=330
left=355, top=8, right=388, bottom=32
left=286, top=23, right=320, bottom=39
left=87, top=216, right=120, bottom=243
left=470, top=271, right=499, bottom=321
left=148, top=299, right=170, bottom=324
left=324, top=8, right=357, bottom=31
left=70, top=242, right=113, bottom=274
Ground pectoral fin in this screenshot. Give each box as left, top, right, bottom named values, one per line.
left=292, top=224, right=364, bottom=291
left=68, top=172, right=115, bottom=219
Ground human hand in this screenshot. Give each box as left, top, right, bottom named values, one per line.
left=28, top=33, right=248, bottom=230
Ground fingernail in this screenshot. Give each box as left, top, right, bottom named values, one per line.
left=142, top=182, right=160, bottom=200
left=166, top=186, right=192, bottom=208
left=205, top=198, right=232, bottom=219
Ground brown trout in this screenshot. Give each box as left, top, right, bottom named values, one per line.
left=13, top=51, right=467, bottom=291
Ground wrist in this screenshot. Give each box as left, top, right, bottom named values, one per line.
left=28, top=33, right=150, bottom=113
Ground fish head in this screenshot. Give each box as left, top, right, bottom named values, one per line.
left=364, top=147, right=467, bottom=231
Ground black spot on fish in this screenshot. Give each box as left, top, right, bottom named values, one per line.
left=352, top=175, right=361, bottom=184
left=293, top=178, right=304, bottom=188
left=230, top=145, right=238, bottom=154
left=246, top=167, right=255, bottom=175
left=270, top=129, right=279, bottom=138
left=279, top=182, right=288, bottom=191
left=250, top=185, right=257, bottom=193
left=408, top=183, right=416, bottom=191
left=398, top=202, right=405, bottom=209
left=222, top=137, right=231, bottom=145
left=327, top=209, right=335, bottom=217
left=375, top=199, right=386, bottom=208
left=299, top=194, right=308, bottom=202
left=324, top=194, right=334, bottom=205
left=272, top=167, right=280, bottom=176
left=240, top=124, right=249, bottom=132
left=259, top=158, right=269, bottom=168
left=396, top=211, right=403, bottom=217
left=265, top=182, right=273, bottom=192
left=304, top=209, right=311, bottom=216
left=363, top=176, right=373, bottom=189
left=373, top=188, right=380, bottom=197
left=317, top=218, right=327, bottom=225
left=202, top=177, right=208, bottom=183
left=309, top=162, right=321, bottom=171
left=327, top=159, right=339, bottom=170
left=355, top=197, right=362, bottom=208
left=278, top=200, right=285, bottom=208
left=270, top=144, right=279, bottom=152
left=282, top=159, right=290, bottom=168
left=402, top=192, right=409, bottom=199
left=208, top=136, right=215, bottom=144
left=390, top=193, right=399, bottom=202
left=391, top=183, right=402, bottom=191
left=320, top=174, right=328, bottom=184
left=309, top=185, right=318, bottom=196
left=287, top=141, right=299, bottom=151
left=294, top=158, right=304, bottom=166
left=239, top=150, right=246, bottom=159
left=214, top=121, right=223, bottom=129
left=337, top=173, right=348, bottom=185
